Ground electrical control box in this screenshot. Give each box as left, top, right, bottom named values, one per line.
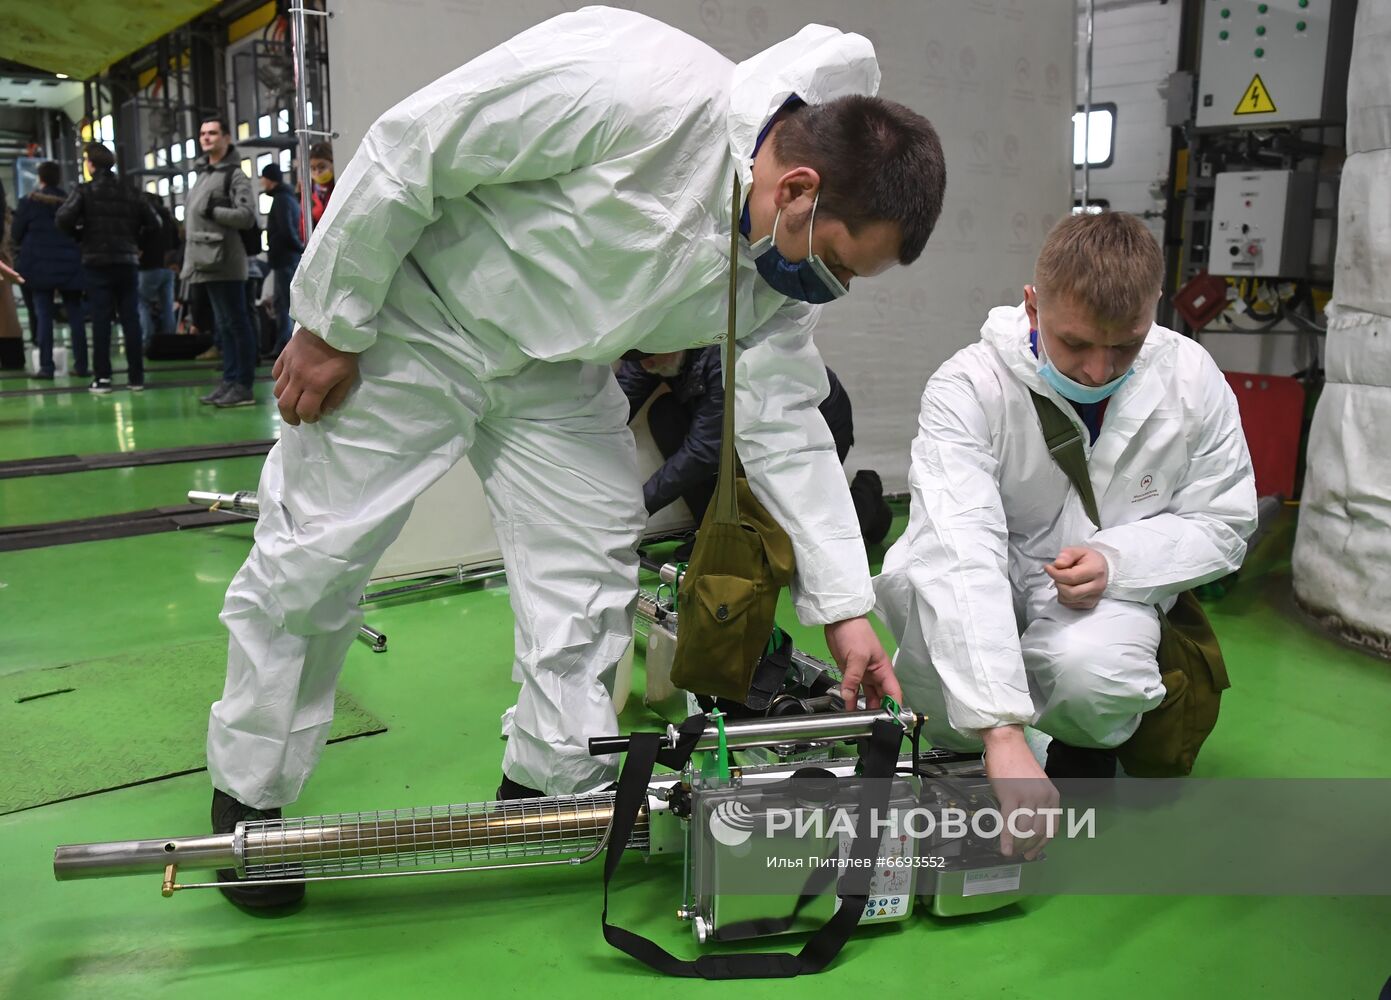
left=1196, top=0, right=1356, bottom=129
left=1210, top=170, right=1316, bottom=277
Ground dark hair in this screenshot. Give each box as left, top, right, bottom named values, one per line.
left=36, top=161, right=61, bottom=186
left=771, top=95, right=946, bottom=265
left=308, top=141, right=333, bottom=163
left=261, top=163, right=283, bottom=182
left=84, top=142, right=115, bottom=172
left=201, top=115, right=232, bottom=136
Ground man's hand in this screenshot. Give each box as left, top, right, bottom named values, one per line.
left=0, top=260, right=23, bottom=285
left=272, top=327, right=359, bottom=426
left=825, top=616, right=903, bottom=710
left=1044, top=546, right=1109, bottom=610
left=981, top=725, right=1060, bottom=861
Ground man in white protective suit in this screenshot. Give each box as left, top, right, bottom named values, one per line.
left=875, top=213, right=1256, bottom=862
left=207, top=6, right=948, bottom=907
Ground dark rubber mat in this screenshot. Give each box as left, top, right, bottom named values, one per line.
left=0, top=439, right=274, bottom=480
left=0, top=640, right=386, bottom=814
left=0, top=505, right=251, bottom=551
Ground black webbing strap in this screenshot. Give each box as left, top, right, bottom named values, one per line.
left=601, top=716, right=904, bottom=979
left=1029, top=391, right=1101, bottom=528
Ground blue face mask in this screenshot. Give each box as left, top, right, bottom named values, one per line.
left=1035, top=328, right=1134, bottom=404
left=749, top=196, right=848, bottom=304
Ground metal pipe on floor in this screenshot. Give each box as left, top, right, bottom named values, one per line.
left=186, top=490, right=259, bottom=519
left=358, top=624, right=388, bottom=652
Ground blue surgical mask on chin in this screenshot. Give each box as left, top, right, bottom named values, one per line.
left=1036, top=328, right=1133, bottom=404
left=749, top=195, right=848, bottom=304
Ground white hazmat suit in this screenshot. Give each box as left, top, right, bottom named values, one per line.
left=208, top=7, right=881, bottom=807
left=874, top=304, right=1257, bottom=751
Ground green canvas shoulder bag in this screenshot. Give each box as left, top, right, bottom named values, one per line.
left=668, top=178, right=796, bottom=703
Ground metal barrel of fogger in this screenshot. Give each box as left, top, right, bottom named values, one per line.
left=187, top=490, right=260, bottom=518
left=588, top=707, right=920, bottom=757
left=54, top=792, right=651, bottom=882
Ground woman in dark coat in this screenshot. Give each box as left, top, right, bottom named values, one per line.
left=14, top=161, right=87, bottom=378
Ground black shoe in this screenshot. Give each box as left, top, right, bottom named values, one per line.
left=73, top=368, right=91, bottom=379
left=211, top=788, right=306, bottom=909
left=215, top=384, right=256, bottom=408
left=88, top=378, right=114, bottom=395
left=32, top=370, right=55, bottom=381
left=671, top=532, right=696, bottom=563
left=496, top=775, right=546, bottom=800
left=1044, top=740, right=1118, bottom=780
left=850, top=469, right=894, bottom=546
left=200, top=381, right=233, bottom=405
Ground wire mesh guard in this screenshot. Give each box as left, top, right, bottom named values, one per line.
left=241, top=792, right=647, bottom=879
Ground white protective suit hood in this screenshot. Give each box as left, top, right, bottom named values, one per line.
left=726, top=25, right=880, bottom=190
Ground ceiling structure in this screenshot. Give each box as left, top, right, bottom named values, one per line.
left=0, top=0, right=220, bottom=81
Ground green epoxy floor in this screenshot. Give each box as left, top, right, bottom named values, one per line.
left=2, top=363, right=1390, bottom=999
left=1, top=363, right=279, bottom=462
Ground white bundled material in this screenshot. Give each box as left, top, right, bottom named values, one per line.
left=1345, top=0, right=1391, bottom=156
left=1321, top=306, right=1391, bottom=389
left=1293, top=312, right=1391, bottom=657
left=1329, top=149, right=1391, bottom=318
left=1292, top=1, right=1391, bottom=656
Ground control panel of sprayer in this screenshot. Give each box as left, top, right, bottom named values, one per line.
left=617, top=559, right=1028, bottom=943
left=52, top=558, right=1029, bottom=961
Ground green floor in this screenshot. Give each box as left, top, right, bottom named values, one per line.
left=2, top=361, right=1389, bottom=999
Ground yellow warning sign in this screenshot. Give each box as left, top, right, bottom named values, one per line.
left=1235, top=74, right=1277, bottom=115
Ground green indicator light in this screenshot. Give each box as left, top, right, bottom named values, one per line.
left=1297, top=20, right=1307, bottom=31
left=1298, top=0, right=1308, bottom=7
left=1220, top=29, right=1230, bottom=39
left=1255, top=46, right=1265, bottom=57
left=1221, top=7, right=1230, bottom=18
left=1256, top=25, right=1266, bottom=35
left=1257, top=3, right=1268, bottom=13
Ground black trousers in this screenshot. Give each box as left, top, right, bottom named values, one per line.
left=647, top=393, right=855, bottom=526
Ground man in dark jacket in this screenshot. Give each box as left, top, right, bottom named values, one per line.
left=14, top=161, right=87, bottom=378
left=260, top=164, right=304, bottom=356
left=55, top=143, right=159, bottom=392
left=137, top=192, right=180, bottom=350
left=183, top=115, right=259, bottom=408
left=617, top=346, right=893, bottom=554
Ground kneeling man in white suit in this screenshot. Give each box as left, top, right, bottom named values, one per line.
left=875, top=212, right=1257, bottom=859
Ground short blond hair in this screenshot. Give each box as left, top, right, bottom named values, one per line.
left=1034, top=212, right=1164, bottom=328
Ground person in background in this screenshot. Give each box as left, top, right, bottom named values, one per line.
left=307, top=141, right=334, bottom=228
left=13, top=161, right=88, bottom=379
left=55, top=143, right=158, bottom=393
left=617, top=346, right=893, bottom=558
left=137, top=191, right=180, bottom=352
left=182, top=115, right=259, bottom=408
left=260, top=163, right=304, bottom=357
